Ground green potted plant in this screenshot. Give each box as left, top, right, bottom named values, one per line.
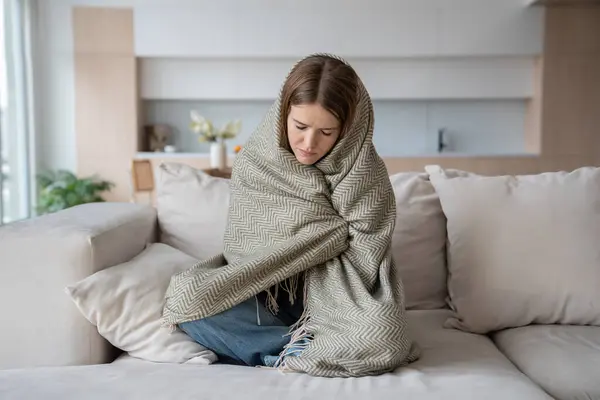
left=36, top=169, right=114, bottom=215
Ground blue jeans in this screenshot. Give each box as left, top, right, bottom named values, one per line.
left=178, top=289, right=304, bottom=367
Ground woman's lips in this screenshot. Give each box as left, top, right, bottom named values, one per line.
left=298, top=149, right=315, bottom=157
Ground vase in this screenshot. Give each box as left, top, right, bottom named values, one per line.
left=210, top=142, right=227, bottom=170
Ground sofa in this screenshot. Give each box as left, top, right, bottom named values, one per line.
left=1, top=162, right=599, bottom=400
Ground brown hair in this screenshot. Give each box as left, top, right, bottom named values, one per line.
left=279, top=55, right=359, bottom=151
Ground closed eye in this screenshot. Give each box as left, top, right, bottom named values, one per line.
left=295, top=125, right=307, bottom=131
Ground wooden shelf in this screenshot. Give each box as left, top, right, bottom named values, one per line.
left=136, top=152, right=237, bottom=159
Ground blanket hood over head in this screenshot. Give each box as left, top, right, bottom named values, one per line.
left=162, top=53, right=420, bottom=377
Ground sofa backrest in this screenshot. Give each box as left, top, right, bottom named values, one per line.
left=156, top=162, right=449, bottom=311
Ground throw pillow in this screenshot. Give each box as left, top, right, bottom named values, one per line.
left=425, top=164, right=600, bottom=334
left=390, top=172, right=449, bottom=310
left=65, top=242, right=218, bottom=364
left=156, top=162, right=231, bottom=260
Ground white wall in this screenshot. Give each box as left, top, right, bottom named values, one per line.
left=135, top=2, right=543, bottom=58
left=35, top=0, right=544, bottom=171
left=135, top=4, right=543, bottom=58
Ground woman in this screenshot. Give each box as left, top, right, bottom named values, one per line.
left=163, top=53, right=418, bottom=377
left=178, top=54, right=360, bottom=367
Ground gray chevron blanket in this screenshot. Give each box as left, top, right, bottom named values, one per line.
left=162, top=54, right=419, bottom=377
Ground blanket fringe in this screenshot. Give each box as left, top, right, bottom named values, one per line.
left=273, top=276, right=312, bottom=371
left=281, top=273, right=300, bottom=305
left=265, top=284, right=279, bottom=314
left=266, top=272, right=302, bottom=315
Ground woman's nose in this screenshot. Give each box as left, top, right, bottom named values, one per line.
left=305, top=130, right=317, bottom=149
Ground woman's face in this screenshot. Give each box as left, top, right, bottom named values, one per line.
left=287, top=103, right=341, bottom=165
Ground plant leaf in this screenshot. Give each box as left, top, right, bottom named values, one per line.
left=35, top=170, right=114, bottom=214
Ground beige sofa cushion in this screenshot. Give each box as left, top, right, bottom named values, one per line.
left=65, top=242, right=217, bottom=364
left=156, top=162, right=450, bottom=310
left=390, top=172, right=448, bottom=310
left=156, top=162, right=231, bottom=260
left=493, top=325, right=600, bottom=400
left=426, top=165, right=600, bottom=334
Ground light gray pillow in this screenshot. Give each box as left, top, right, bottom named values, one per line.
left=390, top=172, right=449, bottom=310
left=156, top=162, right=231, bottom=260
left=66, top=243, right=217, bottom=364
left=426, top=164, right=600, bottom=334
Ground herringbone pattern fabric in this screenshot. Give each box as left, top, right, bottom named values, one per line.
left=162, top=54, right=420, bottom=377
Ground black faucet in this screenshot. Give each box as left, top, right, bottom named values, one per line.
left=438, top=128, right=448, bottom=153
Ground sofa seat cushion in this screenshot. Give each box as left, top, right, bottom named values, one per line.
left=0, top=310, right=550, bottom=400
left=493, top=325, right=600, bottom=400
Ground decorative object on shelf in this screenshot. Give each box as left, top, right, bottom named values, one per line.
left=36, top=169, right=114, bottom=214
left=190, top=110, right=242, bottom=169
left=164, top=145, right=177, bottom=153
left=210, top=142, right=227, bottom=170
left=145, top=124, right=173, bottom=152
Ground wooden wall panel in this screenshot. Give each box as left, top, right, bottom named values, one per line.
left=74, top=7, right=137, bottom=202
left=530, top=0, right=600, bottom=7
left=544, top=6, right=600, bottom=55
left=73, top=7, right=134, bottom=55
left=75, top=56, right=137, bottom=201
left=540, top=7, right=600, bottom=159
left=541, top=55, right=600, bottom=156
left=385, top=156, right=541, bottom=176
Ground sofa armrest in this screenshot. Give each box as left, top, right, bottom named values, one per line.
left=0, top=202, right=157, bottom=370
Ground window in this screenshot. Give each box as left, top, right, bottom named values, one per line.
left=0, top=0, right=36, bottom=225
